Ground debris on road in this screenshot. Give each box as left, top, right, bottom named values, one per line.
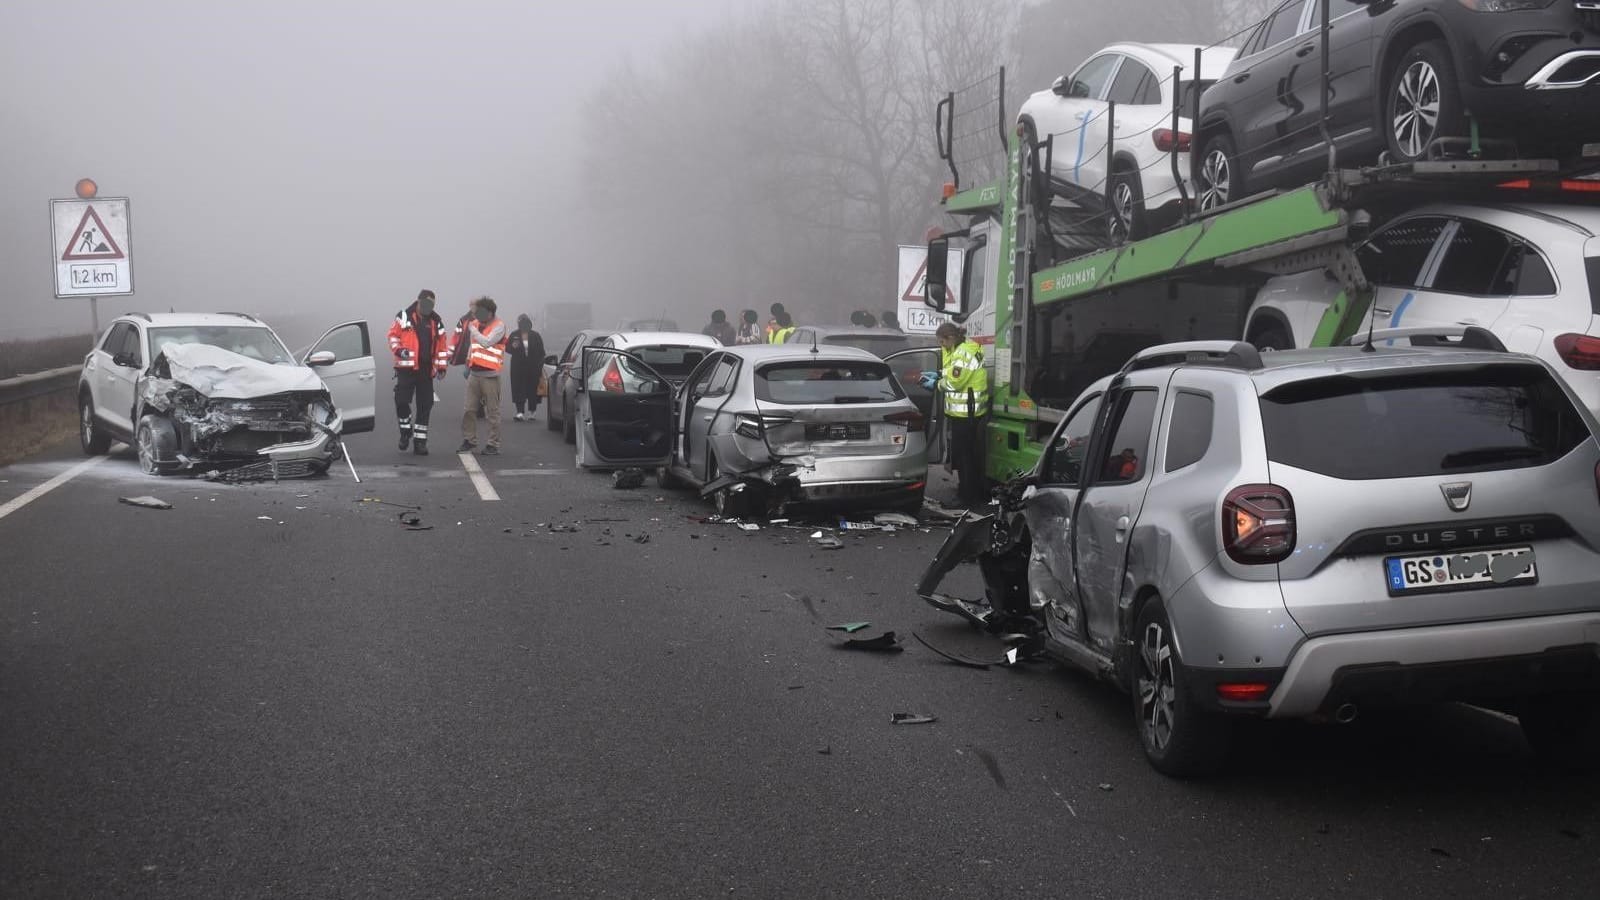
left=826, top=622, right=871, bottom=633
left=547, top=523, right=581, bottom=533
left=360, top=496, right=421, bottom=510
left=632, top=534, right=651, bottom=544
left=890, top=713, right=937, bottom=725
left=738, top=523, right=760, bottom=532
left=118, top=496, right=173, bottom=510
left=816, top=746, right=832, bottom=755
left=398, top=511, right=433, bottom=531
left=1097, top=783, right=1115, bottom=792
left=921, top=498, right=965, bottom=521
left=837, top=631, right=903, bottom=653
left=812, top=534, right=844, bottom=550
left=912, top=632, right=1001, bottom=669
left=873, top=512, right=918, bottom=528
left=611, top=468, right=646, bottom=489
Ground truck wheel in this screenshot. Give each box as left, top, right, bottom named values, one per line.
left=135, top=414, right=180, bottom=476
left=1196, top=132, right=1241, bottom=211
left=80, top=393, right=111, bottom=455
left=1385, top=40, right=1463, bottom=163
left=1250, top=326, right=1292, bottom=352
left=1519, top=693, right=1600, bottom=773
left=1133, top=596, right=1232, bottom=778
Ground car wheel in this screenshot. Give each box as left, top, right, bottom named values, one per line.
left=1107, top=167, right=1145, bottom=244
left=135, top=414, right=179, bottom=476
left=1385, top=40, right=1463, bottom=163
left=1196, top=133, right=1241, bottom=212
left=79, top=393, right=111, bottom=455
left=546, top=387, right=561, bottom=431
left=1519, top=693, right=1600, bottom=773
left=1133, top=596, right=1232, bottom=777
left=562, top=397, right=576, bottom=445
left=656, top=465, right=681, bottom=490
left=1250, top=326, right=1293, bottom=352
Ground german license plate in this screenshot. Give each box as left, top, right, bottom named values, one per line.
left=805, top=423, right=869, bottom=441
left=1583, top=142, right=1600, bottom=159
left=1385, top=546, right=1537, bottom=595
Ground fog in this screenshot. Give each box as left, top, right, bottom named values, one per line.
left=0, top=0, right=738, bottom=346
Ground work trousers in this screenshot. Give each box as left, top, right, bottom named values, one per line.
left=462, top=373, right=502, bottom=449
left=395, top=369, right=435, bottom=443
left=949, top=413, right=989, bottom=508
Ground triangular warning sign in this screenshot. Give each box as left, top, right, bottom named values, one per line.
left=61, top=206, right=124, bottom=261
left=901, top=255, right=955, bottom=307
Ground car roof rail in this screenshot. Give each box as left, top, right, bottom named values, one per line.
left=217, top=311, right=260, bottom=322
left=129, top=311, right=151, bottom=321
left=1344, top=325, right=1506, bottom=352
left=1120, top=340, right=1263, bottom=375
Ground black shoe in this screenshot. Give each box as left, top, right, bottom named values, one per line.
left=457, top=441, right=474, bottom=453
left=399, top=432, right=412, bottom=451
left=482, top=445, right=500, bottom=456
left=413, top=439, right=429, bottom=456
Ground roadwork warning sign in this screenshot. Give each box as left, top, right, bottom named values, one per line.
left=52, top=198, right=133, bottom=297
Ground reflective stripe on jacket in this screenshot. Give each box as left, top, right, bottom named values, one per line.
left=387, top=307, right=451, bottom=375
left=940, top=339, right=989, bottom=418
left=466, top=318, right=507, bottom=372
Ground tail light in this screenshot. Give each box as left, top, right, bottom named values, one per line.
left=1216, top=683, right=1271, bottom=702
left=601, top=359, right=625, bottom=393
left=1222, top=484, right=1295, bottom=565
left=883, top=409, right=926, bottom=432
left=735, top=413, right=793, bottom=439
left=1553, top=333, right=1600, bottom=370
left=1154, top=128, right=1192, bottom=153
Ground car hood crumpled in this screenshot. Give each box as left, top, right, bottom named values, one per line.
left=157, top=343, right=325, bottom=398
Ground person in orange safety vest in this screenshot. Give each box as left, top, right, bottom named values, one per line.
left=387, top=289, right=451, bottom=455
left=457, top=296, right=507, bottom=455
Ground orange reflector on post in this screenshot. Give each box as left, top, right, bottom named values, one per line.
left=1498, top=179, right=1531, bottom=189
left=941, top=182, right=957, bottom=200
left=1216, top=683, right=1271, bottom=702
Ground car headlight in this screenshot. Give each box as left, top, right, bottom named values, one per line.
left=1456, top=0, right=1556, bottom=11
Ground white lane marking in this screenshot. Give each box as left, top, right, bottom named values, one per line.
left=457, top=453, right=501, bottom=501
left=0, top=455, right=110, bottom=522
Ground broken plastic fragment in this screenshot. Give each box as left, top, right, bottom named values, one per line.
left=612, top=468, right=646, bottom=490
left=118, top=496, right=173, bottom=510
left=1097, top=783, right=1114, bottom=792
left=873, top=512, right=918, bottom=527
left=912, top=632, right=1000, bottom=669
left=826, top=622, right=871, bottom=633
left=813, top=535, right=844, bottom=550
left=838, top=631, right=903, bottom=653
left=890, top=713, right=937, bottom=725
left=738, top=523, right=760, bottom=532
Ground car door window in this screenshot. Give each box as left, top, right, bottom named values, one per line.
left=1429, top=220, right=1556, bottom=297
left=1042, top=393, right=1102, bottom=485
left=689, top=354, right=722, bottom=395
left=118, top=325, right=144, bottom=367
left=706, top=356, right=739, bottom=395
left=1092, top=389, right=1158, bottom=484
left=1261, top=0, right=1307, bottom=50
left=101, top=322, right=130, bottom=355
left=1356, top=217, right=1449, bottom=288
left=1164, top=391, right=1214, bottom=473
left=1068, top=54, right=1120, bottom=100
left=1107, top=59, right=1158, bottom=106
left=310, top=322, right=368, bottom=362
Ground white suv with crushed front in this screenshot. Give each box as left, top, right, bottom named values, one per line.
left=78, top=312, right=375, bottom=478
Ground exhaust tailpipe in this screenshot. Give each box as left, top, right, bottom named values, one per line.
left=1334, top=703, right=1359, bottom=725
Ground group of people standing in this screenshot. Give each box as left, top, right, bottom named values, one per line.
left=386, top=289, right=544, bottom=457
left=700, top=302, right=904, bottom=346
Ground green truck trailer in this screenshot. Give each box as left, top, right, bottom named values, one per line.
left=923, top=66, right=1585, bottom=484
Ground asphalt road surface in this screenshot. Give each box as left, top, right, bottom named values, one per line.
left=2, top=377, right=1597, bottom=899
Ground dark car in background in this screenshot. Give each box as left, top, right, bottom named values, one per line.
left=1193, top=0, right=1600, bottom=208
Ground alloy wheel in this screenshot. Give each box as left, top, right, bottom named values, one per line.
left=1392, top=60, right=1440, bottom=159
left=1137, top=621, right=1177, bottom=752
left=81, top=404, right=94, bottom=446
left=1108, top=180, right=1136, bottom=243
left=136, top=424, right=157, bottom=475
left=1199, top=150, right=1230, bottom=210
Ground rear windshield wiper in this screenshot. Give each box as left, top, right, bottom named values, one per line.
left=831, top=396, right=873, bottom=404
left=1439, top=446, right=1546, bottom=469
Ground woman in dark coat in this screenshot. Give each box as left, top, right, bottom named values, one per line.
left=507, top=313, right=545, bottom=421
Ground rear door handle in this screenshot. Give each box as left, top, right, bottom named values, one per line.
left=1233, top=73, right=1250, bottom=84
left=358, top=372, right=374, bottom=381
left=1296, top=44, right=1314, bottom=58
left=702, top=415, right=714, bottom=421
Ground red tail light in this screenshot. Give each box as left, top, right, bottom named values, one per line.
left=1553, top=333, right=1600, bottom=370
left=1216, top=683, right=1271, bottom=702
left=602, top=359, right=624, bottom=393
left=883, top=409, right=926, bottom=432
left=1222, top=484, right=1295, bottom=565
left=1154, top=128, right=1191, bottom=153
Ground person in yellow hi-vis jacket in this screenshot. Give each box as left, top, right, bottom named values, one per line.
left=921, top=322, right=990, bottom=507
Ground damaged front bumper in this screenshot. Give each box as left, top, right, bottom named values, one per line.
left=140, top=377, right=344, bottom=479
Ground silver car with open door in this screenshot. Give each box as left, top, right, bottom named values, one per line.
left=573, top=346, right=677, bottom=472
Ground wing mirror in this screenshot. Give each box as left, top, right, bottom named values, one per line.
left=1051, top=75, right=1070, bottom=97
left=925, top=236, right=950, bottom=311
left=306, top=350, right=337, bottom=367
left=112, top=352, right=140, bottom=369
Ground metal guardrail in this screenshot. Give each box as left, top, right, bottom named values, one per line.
left=0, top=365, right=82, bottom=408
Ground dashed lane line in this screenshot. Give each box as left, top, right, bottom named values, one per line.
left=457, top=453, right=501, bottom=501
left=0, top=455, right=110, bottom=523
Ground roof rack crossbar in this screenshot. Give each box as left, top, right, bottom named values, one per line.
left=1344, top=325, right=1507, bottom=352
left=1120, top=341, right=1263, bottom=375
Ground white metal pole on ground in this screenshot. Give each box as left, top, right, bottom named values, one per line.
left=343, top=442, right=362, bottom=483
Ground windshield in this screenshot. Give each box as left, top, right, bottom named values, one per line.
left=1260, top=364, right=1590, bottom=479
left=755, top=360, right=904, bottom=405
left=821, top=334, right=931, bottom=357
left=149, top=326, right=296, bottom=366
left=622, top=344, right=710, bottom=381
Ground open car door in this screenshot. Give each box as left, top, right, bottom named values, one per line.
left=303, top=320, right=377, bottom=434
left=575, top=347, right=675, bottom=469
left=886, top=347, right=945, bottom=464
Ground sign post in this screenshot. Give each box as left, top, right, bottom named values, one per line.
left=51, top=179, right=133, bottom=341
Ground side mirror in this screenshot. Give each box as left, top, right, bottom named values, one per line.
left=544, top=354, right=558, bottom=365
left=306, top=350, right=337, bottom=367
left=1051, top=75, right=1070, bottom=97
left=925, top=237, right=950, bottom=312
left=112, top=352, right=139, bottom=369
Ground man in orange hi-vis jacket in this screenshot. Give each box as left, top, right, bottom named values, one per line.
left=387, top=289, right=451, bottom=456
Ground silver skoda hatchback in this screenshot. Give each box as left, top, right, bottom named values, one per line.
left=921, top=331, right=1600, bottom=776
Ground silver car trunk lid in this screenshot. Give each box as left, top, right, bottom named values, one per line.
left=760, top=402, right=917, bottom=457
